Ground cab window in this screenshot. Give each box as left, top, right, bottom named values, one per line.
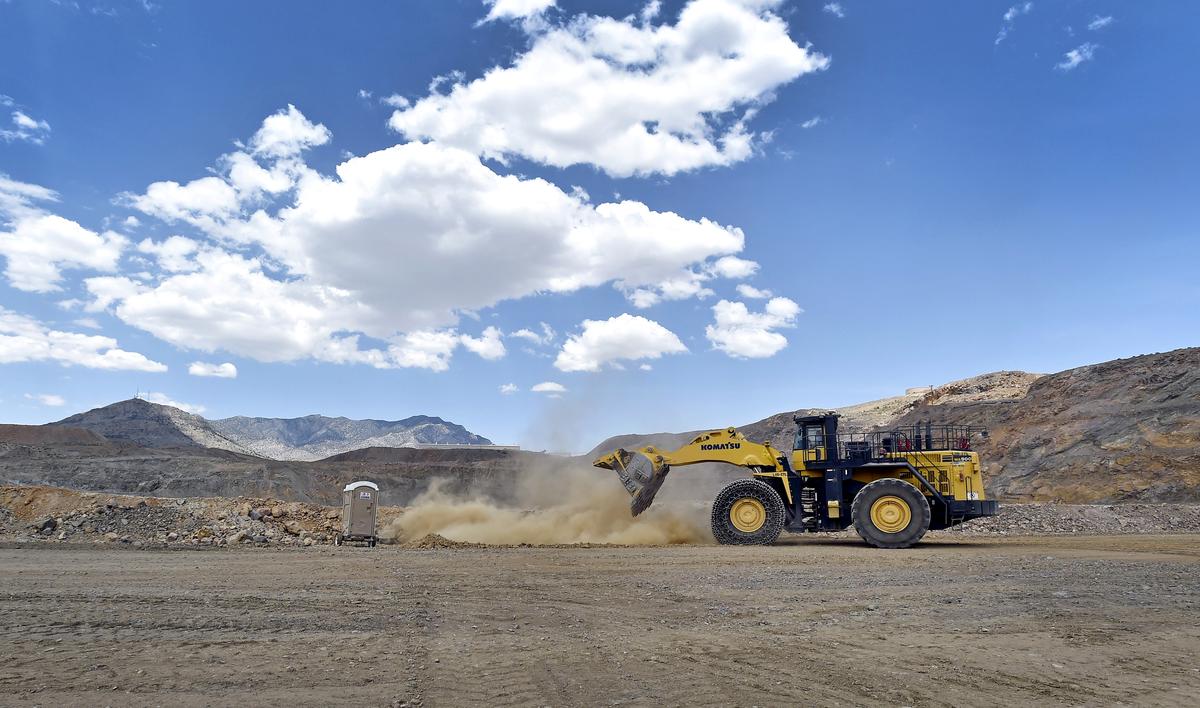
left=795, top=424, right=824, bottom=450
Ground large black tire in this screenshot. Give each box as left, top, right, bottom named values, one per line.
left=711, top=478, right=785, bottom=545
left=851, top=478, right=931, bottom=549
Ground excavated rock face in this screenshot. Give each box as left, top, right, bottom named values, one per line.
left=0, top=424, right=110, bottom=446
left=896, top=348, right=1200, bottom=503
left=588, top=349, right=1200, bottom=504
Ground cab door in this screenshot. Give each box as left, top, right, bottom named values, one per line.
left=797, top=424, right=827, bottom=464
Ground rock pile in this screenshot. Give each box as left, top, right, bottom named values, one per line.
left=949, top=502, right=1200, bottom=536
left=0, top=486, right=353, bottom=547
left=404, top=533, right=483, bottom=549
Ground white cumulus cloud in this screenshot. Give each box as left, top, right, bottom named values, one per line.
left=247, top=104, right=332, bottom=158
left=1087, top=15, right=1113, bottom=31
left=499, top=382, right=519, bottom=394
left=188, top=361, right=237, bottom=378
left=460, top=326, right=506, bottom=360
left=0, top=307, right=166, bottom=372
left=137, top=236, right=200, bottom=273
left=531, top=381, right=566, bottom=395
left=823, top=3, right=844, bottom=19
left=1057, top=42, right=1098, bottom=71
left=705, top=296, right=800, bottom=358
left=735, top=283, right=772, bottom=299
left=0, top=177, right=127, bottom=292
left=25, top=393, right=65, bottom=407
left=391, top=0, right=830, bottom=177
left=95, top=108, right=748, bottom=369
left=0, top=214, right=126, bottom=292
left=381, top=94, right=410, bottom=109
left=482, top=0, right=556, bottom=23
left=125, top=176, right=240, bottom=229
left=2, top=109, right=51, bottom=145
left=509, top=322, right=556, bottom=346
left=554, top=313, right=687, bottom=372
left=995, top=2, right=1033, bottom=46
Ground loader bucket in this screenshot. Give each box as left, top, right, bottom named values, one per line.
left=592, top=448, right=670, bottom=516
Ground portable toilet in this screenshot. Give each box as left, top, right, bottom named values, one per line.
left=336, top=481, right=379, bottom=547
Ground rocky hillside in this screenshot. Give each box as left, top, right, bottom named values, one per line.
left=587, top=350, right=1200, bottom=504
left=893, top=348, right=1200, bottom=503
left=587, top=370, right=1041, bottom=457
left=210, top=414, right=492, bottom=461
left=736, top=371, right=1042, bottom=452
left=53, top=399, right=255, bottom=455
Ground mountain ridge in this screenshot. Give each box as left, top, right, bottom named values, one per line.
left=210, top=413, right=493, bottom=461
left=49, top=399, right=492, bottom=462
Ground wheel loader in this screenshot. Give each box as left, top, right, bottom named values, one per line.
left=593, top=413, right=999, bottom=548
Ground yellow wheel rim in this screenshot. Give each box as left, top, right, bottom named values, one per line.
left=870, top=495, right=911, bottom=533
left=730, top=498, right=766, bottom=533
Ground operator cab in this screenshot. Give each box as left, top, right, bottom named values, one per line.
left=793, top=412, right=840, bottom=463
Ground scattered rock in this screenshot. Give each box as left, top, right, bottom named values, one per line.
left=405, top=534, right=481, bottom=550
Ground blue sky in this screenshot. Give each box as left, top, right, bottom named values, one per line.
left=1, top=0, right=1197, bottom=452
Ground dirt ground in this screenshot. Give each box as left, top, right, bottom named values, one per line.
left=2, top=535, right=1198, bottom=707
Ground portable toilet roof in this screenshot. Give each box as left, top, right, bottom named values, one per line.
left=344, top=480, right=379, bottom=492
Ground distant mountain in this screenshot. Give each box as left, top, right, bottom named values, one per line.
left=53, top=398, right=256, bottom=455
left=209, top=414, right=493, bottom=461
left=48, top=399, right=493, bottom=462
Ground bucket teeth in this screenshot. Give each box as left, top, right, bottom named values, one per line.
left=593, top=448, right=670, bottom=516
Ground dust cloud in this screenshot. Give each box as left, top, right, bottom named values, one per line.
left=381, top=462, right=712, bottom=546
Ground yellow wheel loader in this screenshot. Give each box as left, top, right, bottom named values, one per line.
left=594, top=413, right=998, bottom=549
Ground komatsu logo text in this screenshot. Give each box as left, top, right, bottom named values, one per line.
left=700, top=443, right=741, bottom=451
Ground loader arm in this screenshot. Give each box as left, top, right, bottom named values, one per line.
left=593, top=428, right=788, bottom=516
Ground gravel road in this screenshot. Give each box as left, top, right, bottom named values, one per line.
left=2, top=536, right=1198, bottom=707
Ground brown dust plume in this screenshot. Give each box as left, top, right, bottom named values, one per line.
left=381, top=462, right=711, bottom=546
